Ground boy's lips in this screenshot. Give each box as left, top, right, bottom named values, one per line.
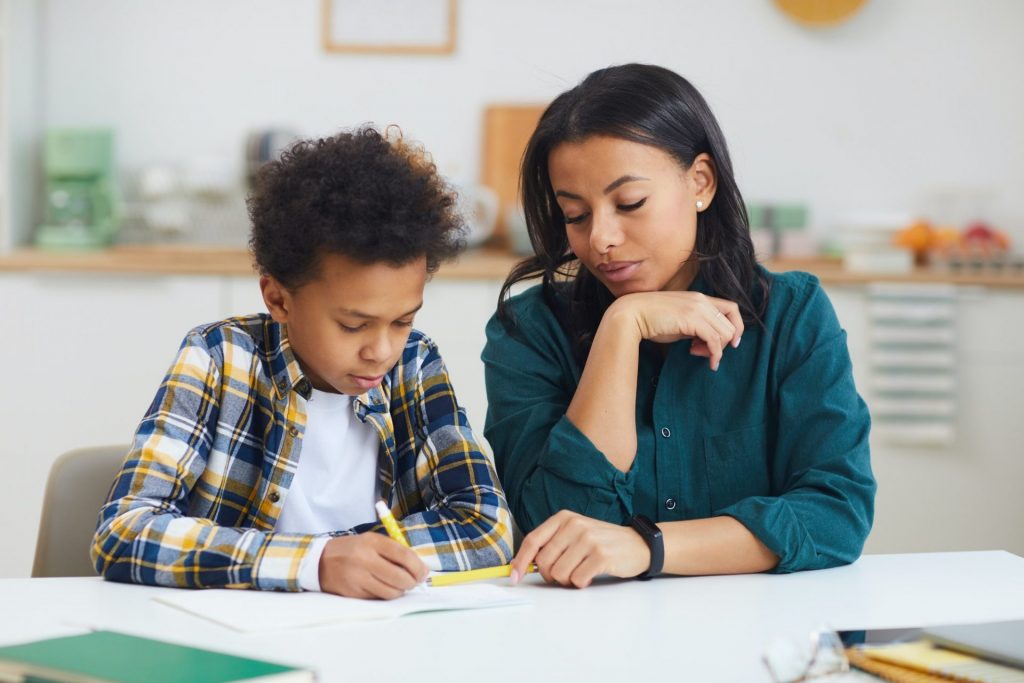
left=596, top=260, right=641, bottom=282
left=350, top=374, right=385, bottom=390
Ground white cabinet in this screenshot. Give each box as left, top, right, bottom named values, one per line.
left=826, top=284, right=1024, bottom=556
left=1, top=272, right=224, bottom=577
left=1, top=272, right=1021, bottom=578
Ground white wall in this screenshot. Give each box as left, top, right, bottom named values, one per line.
left=34, top=0, right=1024, bottom=243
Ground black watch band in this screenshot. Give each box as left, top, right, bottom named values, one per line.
left=628, top=514, right=664, bottom=580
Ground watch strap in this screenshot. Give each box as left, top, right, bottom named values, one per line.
left=629, top=514, right=664, bottom=580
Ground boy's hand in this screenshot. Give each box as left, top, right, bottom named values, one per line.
left=318, top=534, right=428, bottom=599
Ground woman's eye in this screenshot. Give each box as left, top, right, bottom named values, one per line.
left=563, top=212, right=589, bottom=225
left=618, top=198, right=647, bottom=212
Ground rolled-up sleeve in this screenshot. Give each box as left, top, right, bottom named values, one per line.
left=717, top=281, right=876, bottom=572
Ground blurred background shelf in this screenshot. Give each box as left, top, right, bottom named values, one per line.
left=3, top=248, right=1024, bottom=288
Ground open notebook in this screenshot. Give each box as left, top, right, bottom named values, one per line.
left=155, top=584, right=530, bottom=632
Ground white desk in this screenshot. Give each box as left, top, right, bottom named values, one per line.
left=2, top=552, right=1023, bottom=682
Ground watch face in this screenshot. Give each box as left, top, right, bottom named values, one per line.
left=632, top=514, right=661, bottom=539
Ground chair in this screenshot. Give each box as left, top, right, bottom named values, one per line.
left=32, top=445, right=127, bottom=577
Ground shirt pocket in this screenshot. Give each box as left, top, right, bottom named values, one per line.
left=703, top=423, right=770, bottom=512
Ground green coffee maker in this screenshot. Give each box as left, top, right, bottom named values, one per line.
left=36, top=129, right=118, bottom=249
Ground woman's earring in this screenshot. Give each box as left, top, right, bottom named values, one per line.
left=696, top=200, right=705, bottom=211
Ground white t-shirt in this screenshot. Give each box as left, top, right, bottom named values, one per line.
left=275, top=388, right=381, bottom=590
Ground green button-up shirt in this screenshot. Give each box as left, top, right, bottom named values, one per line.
left=482, top=269, right=875, bottom=573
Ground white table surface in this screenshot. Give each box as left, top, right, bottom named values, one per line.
left=2, top=551, right=1023, bottom=682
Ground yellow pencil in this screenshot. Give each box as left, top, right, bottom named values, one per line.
left=427, top=564, right=538, bottom=587
left=374, top=501, right=411, bottom=549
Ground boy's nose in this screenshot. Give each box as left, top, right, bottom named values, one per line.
left=361, top=332, right=392, bottom=363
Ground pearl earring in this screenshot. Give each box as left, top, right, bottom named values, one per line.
left=696, top=200, right=704, bottom=210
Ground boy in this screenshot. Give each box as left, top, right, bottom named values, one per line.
left=91, top=127, right=513, bottom=599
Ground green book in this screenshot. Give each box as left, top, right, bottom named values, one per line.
left=0, top=631, right=314, bottom=683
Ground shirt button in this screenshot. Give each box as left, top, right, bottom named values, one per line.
left=665, top=498, right=677, bottom=510
left=269, top=490, right=280, bottom=503
left=277, top=379, right=287, bottom=391
left=288, top=426, right=299, bottom=437
left=660, top=427, right=671, bottom=438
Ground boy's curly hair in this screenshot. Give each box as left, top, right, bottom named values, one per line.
left=248, top=126, right=465, bottom=289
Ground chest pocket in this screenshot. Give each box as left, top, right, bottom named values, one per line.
left=703, top=423, right=770, bottom=512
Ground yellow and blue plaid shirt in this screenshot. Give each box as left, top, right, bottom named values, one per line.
left=92, top=314, right=513, bottom=591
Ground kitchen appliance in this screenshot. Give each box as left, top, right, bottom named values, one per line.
left=36, top=129, right=118, bottom=250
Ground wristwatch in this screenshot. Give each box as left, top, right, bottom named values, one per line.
left=628, top=514, right=664, bottom=580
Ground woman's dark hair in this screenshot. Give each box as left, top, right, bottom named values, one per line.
left=497, top=63, right=769, bottom=363
left=249, top=125, right=464, bottom=289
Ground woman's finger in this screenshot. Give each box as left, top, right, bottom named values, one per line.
left=512, top=511, right=569, bottom=581
left=533, top=524, right=578, bottom=583
left=569, top=553, right=607, bottom=589
left=695, top=318, right=725, bottom=370
left=707, top=305, right=737, bottom=347
left=710, top=297, right=744, bottom=347
left=547, top=533, right=592, bottom=586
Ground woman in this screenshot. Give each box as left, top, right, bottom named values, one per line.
left=483, top=64, right=875, bottom=587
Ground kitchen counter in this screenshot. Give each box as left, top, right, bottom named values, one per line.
left=0, top=245, right=523, bottom=280
left=2, top=246, right=1024, bottom=287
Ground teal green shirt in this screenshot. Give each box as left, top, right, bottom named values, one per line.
left=482, top=269, right=875, bottom=573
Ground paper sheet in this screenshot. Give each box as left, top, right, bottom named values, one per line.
left=154, top=583, right=530, bottom=632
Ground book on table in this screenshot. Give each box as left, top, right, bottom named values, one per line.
left=0, top=630, right=314, bottom=683
left=841, top=620, right=1024, bottom=683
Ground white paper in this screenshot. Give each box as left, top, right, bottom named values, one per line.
left=154, top=583, right=530, bottom=632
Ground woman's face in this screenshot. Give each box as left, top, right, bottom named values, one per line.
left=548, top=135, right=714, bottom=297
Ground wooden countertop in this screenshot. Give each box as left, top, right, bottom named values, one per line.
left=2, top=246, right=1024, bottom=288
left=0, top=245, right=522, bottom=280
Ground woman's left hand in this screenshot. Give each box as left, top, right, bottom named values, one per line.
left=511, top=510, right=651, bottom=588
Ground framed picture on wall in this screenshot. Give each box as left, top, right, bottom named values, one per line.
left=321, top=0, right=457, bottom=55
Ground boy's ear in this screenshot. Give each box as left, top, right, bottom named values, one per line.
left=260, top=275, right=291, bottom=324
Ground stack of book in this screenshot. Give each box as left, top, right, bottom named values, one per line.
left=845, top=620, right=1024, bottom=683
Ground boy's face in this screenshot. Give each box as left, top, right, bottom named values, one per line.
left=261, top=252, right=427, bottom=395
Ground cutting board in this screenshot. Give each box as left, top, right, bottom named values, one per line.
left=481, top=104, right=547, bottom=237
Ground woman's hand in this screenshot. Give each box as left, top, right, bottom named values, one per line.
left=510, top=510, right=651, bottom=588
left=608, top=291, right=743, bottom=370
left=318, top=533, right=428, bottom=599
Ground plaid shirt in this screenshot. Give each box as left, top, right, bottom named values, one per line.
left=92, top=314, right=513, bottom=591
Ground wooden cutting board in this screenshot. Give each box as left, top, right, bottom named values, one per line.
left=481, top=104, right=547, bottom=237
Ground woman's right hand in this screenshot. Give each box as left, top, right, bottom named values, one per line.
left=607, top=291, right=744, bottom=370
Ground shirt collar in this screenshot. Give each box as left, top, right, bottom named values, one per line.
left=355, top=377, right=391, bottom=414
left=263, top=318, right=312, bottom=401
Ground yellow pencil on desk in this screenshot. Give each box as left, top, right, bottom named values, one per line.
left=374, top=502, right=537, bottom=587
left=428, top=564, right=539, bottom=587
left=375, top=501, right=411, bottom=548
